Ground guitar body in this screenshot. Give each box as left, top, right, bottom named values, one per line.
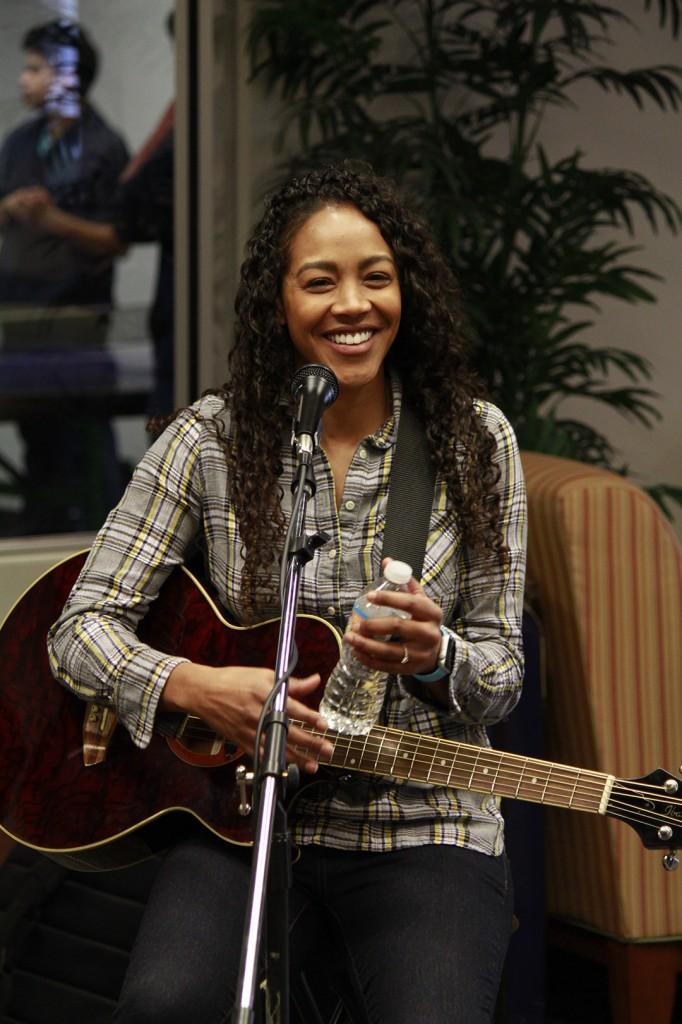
left=2, top=553, right=680, bottom=871
left=0, top=552, right=341, bottom=869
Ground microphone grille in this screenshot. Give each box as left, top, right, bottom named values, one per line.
left=291, top=363, right=339, bottom=402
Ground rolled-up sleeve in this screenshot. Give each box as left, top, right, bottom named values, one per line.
left=47, top=407, right=212, bottom=748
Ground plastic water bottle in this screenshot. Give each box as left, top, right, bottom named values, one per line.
left=319, top=560, right=413, bottom=734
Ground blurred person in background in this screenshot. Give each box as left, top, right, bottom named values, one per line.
left=6, top=10, right=176, bottom=420
left=0, top=18, right=129, bottom=535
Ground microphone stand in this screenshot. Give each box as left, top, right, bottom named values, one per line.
left=232, top=439, right=326, bottom=1024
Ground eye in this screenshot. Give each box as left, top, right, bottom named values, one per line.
left=365, top=271, right=392, bottom=287
left=304, top=276, right=334, bottom=291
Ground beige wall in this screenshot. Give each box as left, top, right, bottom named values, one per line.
left=0, top=534, right=93, bottom=623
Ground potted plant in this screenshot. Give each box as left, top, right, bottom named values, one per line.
left=248, top=0, right=682, bottom=511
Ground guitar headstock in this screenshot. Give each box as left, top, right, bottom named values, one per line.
left=607, top=768, right=682, bottom=870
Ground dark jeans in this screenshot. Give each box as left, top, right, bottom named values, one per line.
left=114, top=833, right=514, bottom=1024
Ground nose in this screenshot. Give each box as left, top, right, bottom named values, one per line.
left=330, top=280, right=371, bottom=317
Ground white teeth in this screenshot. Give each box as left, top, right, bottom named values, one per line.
left=328, top=331, right=373, bottom=346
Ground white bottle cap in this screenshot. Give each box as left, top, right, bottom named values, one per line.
left=384, top=560, right=412, bottom=585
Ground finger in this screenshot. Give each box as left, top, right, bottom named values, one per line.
left=287, top=672, right=322, bottom=693
left=364, top=588, right=442, bottom=624
left=287, top=696, right=329, bottom=735
left=344, top=631, right=407, bottom=664
left=345, top=631, right=439, bottom=675
left=286, top=675, right=327, bottom=722
left=257, top=735, right=320, bottom=775
left=285, top=725, right=333, bottom=775
left=354, top=616, right=439, bottom=646
left=288, top=722, right=333, bottom=760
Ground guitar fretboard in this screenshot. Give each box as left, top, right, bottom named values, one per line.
left=294, top=721, right=613, bottom=815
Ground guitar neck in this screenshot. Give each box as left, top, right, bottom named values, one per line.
left=295, top=721, right=614, bottom=816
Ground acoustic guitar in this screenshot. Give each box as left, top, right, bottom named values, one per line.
left=1, top=552, right=680, bottom=871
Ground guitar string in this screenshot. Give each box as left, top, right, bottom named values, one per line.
left=309, top=723, right=682, bottom=806
left=178, top=720, right=675, bottom=831
left=180, top=716, right=679, bottom=803
left=183, top=718, right=609, bottom=803
left=311, top=740, right=682, bottom=827
left=288, top=744, right=681, bottom=834
left=179, top=719, right=682, bottom=831
left=599, top=798, right=680, bottom=832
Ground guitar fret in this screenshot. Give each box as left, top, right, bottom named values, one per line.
left=467, top=747, right=481, bottom=789
left=425, top=738, right=437, bottom=783
left=445, top=743, right=459, bottom=788
left=333, top=732, right=354, bottom=769
left=358, top=730, right=376, bottom=772
left=431, top=738, right=453, bottom=785
left=328, top=731, right=344, bottom=765
left=344, top=734, right=366, bottom=770
left=515, top=757, right=528, bottom=798
left=388, top=730, right=401, bottom=777
left=360, top=733, right=382, bottom=770
left=469, top=749, right=491, bottom=793
left=491, top=751, right=503, bottom=793
left=392, top=731, right=420, bottom=780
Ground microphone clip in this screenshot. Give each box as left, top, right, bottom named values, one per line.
left=290, top=429, right=317, bottom=462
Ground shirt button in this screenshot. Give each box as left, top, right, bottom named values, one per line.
left=326, top=605, right=336, bottom=616
left=344, top=499, right=356, bottom=511
left=358, top=448, right=367, bottom=460
left=327, top=548, right=337, bottom=559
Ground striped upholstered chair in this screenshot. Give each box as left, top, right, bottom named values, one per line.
left=521, top=452, right=682, bottom=1024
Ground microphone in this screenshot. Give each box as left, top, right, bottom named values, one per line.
left=291, top=363, right=339, bottom=458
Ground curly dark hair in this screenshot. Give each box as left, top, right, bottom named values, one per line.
left=209, top=162, right=505, bottom=616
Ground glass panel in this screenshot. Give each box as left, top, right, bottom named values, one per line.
left=0, top=1, right=175, bottom=537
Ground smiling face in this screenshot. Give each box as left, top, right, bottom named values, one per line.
left=279, top=203, right=401, bottom=395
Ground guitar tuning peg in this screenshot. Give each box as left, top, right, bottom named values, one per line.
left=664, top=777, right=679, bottom=794
left=663, top=850, right=679, bottom=872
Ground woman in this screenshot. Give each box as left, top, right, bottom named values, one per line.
left=48, top=163, right=526, bottom=1023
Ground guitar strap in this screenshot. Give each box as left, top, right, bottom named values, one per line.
left=381, top=398, right=435, bottom=581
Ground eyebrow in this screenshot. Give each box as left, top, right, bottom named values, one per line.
left=294, top=254, right=395, bottom=278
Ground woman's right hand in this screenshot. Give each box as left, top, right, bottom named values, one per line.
left=161, top=663, right=333, bottom=773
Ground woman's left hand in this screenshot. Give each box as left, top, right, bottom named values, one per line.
left=344, top=565, right=442, bottom=678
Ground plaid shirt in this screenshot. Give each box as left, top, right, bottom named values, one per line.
left=48, top=378, right=526, bottom=856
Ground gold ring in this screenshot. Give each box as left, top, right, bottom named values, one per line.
left=400, top=645, right=409, bottom=665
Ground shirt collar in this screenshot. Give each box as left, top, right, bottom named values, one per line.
left=366, top=370, right=401, bottom=451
